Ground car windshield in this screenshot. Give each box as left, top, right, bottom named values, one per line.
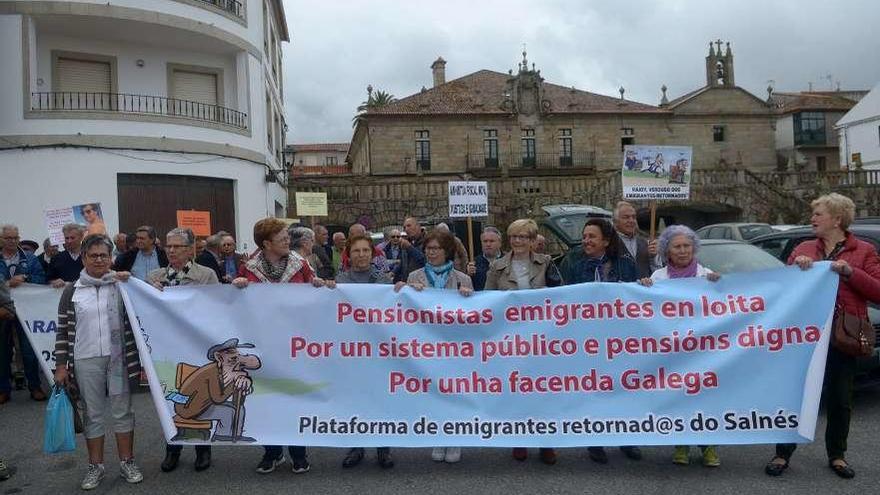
left=697, top=242, right=784, bottom=274
left=548, top=213, right=610, bottom=246
left=738, top=224, right=774, bottom=240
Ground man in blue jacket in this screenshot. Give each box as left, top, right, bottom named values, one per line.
left=0, top=224, right=47, bottom=403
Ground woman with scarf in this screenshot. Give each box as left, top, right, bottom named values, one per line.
left=638, top=225, right=721, bottom=467
left=148, top=228, right=219, bottom=473
left=558, top=218, right=639, bottom=465
left=231, top=218, right=332, bottom=475
left=397, top=230, right=472, bottom=463
left=53, top=234, right=143, bottom=490
left=485, top=219, right=562, bottom=465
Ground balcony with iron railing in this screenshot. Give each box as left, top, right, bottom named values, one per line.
left=188, top=0, right=245, bottom=20
left=30, top=92, right=249, bottom=131
left=466, top=152, right=596, bottom=177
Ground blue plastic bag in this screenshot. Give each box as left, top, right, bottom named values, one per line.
left=44, top=385, right=76, bottom=454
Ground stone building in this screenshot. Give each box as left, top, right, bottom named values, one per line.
left=292, top=42, right=824, bottom=232
left=287, top=142, right=350, bottom=176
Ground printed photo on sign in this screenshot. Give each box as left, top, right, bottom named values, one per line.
left=73, top=202, right=107, bottom=236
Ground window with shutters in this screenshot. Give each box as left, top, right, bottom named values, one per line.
left=169, top=66, right=222, bottom=122
left=53, top=52, right=116, bottom=110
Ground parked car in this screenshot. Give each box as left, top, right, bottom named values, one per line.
left=538, top=204, right=613, bottom=258
left=696, top=239, right=784, bottom=274
left=749, top=224, right=880, bottom=263
left=771, top=224, right=804, bottom=232
left=696, top=222, right=775, bottom=242
left=750, top=225, right=880, bottom=381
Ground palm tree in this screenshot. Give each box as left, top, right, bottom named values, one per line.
left=352, top=85, right=395, bottom=127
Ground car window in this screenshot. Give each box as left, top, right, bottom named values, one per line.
left=697, top=243, right=785, bottom=274
left=739, top=225, right=774, bottom=241
left=754, top=238, right=790, bottom=260
left=696, top=228, right=711, bottom=240
left=704, top=227, right=723, bottom=239
left=538, top=224, right=568, bottom=258
left=548, top=214, right=611, bottom=246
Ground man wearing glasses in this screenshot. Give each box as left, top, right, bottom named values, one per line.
left=0, top=223, right=47, bottom=403
left=383, top=228, right=425, bottom=283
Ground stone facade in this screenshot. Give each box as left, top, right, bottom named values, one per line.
left=295, top=43, right=877, bottom=233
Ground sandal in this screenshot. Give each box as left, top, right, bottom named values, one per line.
left=764, top=456, right=789, bottom=477
left=829, top=459, right=855, bottom=479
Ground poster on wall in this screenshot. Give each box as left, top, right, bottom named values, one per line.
left=621, top=145, right=692, bottom=200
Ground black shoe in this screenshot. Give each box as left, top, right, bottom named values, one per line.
left=620, top=446, right=642, bottom=461
left=291, top=457, right=310, bottom=474
left=829, top=459, right=855, bottom=479
left=194, top=449, right=211, bottom=472
left=377, top=448, right=394, bottom=469
left=342, top=448, right=365, bottom=468
left=764, top=456, right=788, bottom=477
left=255, top=453, right=284, bottom=474
left=588, top=447, right=608, bottom=464
left=160, top=451, right=180, bottom=472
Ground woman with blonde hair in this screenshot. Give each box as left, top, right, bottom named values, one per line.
left=485, top=219, right=561, bottom=464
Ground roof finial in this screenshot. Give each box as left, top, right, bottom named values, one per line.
left=366, top=84, right=373, bottom=98
left=521, top=43, right=528, bottom=71
left=619, top=86, right=625, bottom=100
left=715, top=39, right=723, bottom=54
left=709, top=41, right=715, bottom=56
left=660, top=84, right=668, bottom=105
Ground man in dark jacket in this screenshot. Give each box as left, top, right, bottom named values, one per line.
left=613, top=201, right=659, bottom=279
left=113, top=225, right=168, bottom=280
left=195, top=233, right=225, bottom=282
left=48, top=223, right=86, bottom=287
left=0, top=224, right=47, bottom=403
left=383, top=229, right=425, bottom=283
left=467, top=226, right=503, bottom=291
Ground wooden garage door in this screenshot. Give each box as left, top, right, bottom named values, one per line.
left=117, top=174, right=235, bottom=239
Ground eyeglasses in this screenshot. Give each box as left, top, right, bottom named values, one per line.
left=86, top=253, right=110, bottom=261
left=390, top=235, right=401, bottom=239
left=425, top=245, right=443, bottom=252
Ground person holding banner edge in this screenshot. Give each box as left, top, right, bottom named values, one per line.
left=336, top=234, right=396, bottom=469
left=638, top=225, right=722, bottom=467
left=485, top=219, right=562, bottom=464
left=558, top=218, right=640, bottom=464
left=397, top=229, right=473, bottom=463
left=148, top=228, right=219, bottom=473
left=53, top=234, right=143, bottom=490
left=765, top=193, right=880, bottom=480
left=231, top=217, right=334, bottom=475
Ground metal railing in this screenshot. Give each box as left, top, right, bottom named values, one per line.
left=194, top=0, right=244, bottom=19
left=291, top=165, right=352, bottom=176
left=31, top=92, right=248, bottom=130
left=467, top=152, right=595, bottom=171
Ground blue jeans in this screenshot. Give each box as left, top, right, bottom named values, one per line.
left=0, top=320, right=43, bottom=394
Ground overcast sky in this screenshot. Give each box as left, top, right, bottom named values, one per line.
left=281, top=0, right=880, bottom=144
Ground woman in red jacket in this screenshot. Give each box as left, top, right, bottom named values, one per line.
left=232, top=218, right=332, bottom=475
left=765, top=193, right=880, bottom=479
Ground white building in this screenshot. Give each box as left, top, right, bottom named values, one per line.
left=0, top=0, right=290, bottom=248
left=838, top=82, right=880, bottom=170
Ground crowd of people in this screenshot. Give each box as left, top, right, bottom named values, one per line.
left=1, top=193, right=879, bottom=489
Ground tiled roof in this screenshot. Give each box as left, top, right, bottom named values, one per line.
left=366, top=70, right=665, bottom=116
left=771, top=92, right=859, bottom=114
left=289, top=143, right=349, bottom=153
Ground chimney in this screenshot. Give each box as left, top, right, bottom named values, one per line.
left=431, top=57, right=446, bottom=87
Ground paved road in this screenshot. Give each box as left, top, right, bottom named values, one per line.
left=1, top=388, right=878, bottom=494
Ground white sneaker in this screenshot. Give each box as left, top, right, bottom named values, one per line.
left=80, top=464, right=105, bottom=490
left=431, top=447, right=446, bottom=462
left=119, top=459, right=143, bottom=484
left=445, top=447, right=461, bottom=463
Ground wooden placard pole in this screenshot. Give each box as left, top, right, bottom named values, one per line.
left=649, top=201, right=657, bottom=240
left=466, top=216, right=475, bottom=263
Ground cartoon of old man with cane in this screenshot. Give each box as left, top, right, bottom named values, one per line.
left=173, top=338, right=262, bottom=442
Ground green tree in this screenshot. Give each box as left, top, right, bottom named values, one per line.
left=352, top=86, right=395, bottom=127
